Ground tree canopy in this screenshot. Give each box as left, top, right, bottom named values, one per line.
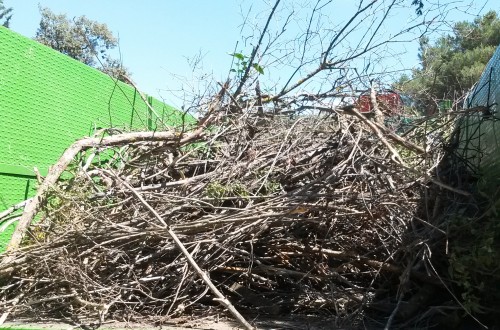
left=0, top=0, right=13, bottom=28
left=35, top=7, right=130, bottom=81
left=397, top=10, right=500, bottom=105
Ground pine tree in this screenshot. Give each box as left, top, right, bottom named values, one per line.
left=397, top=11, right=500, bottom=105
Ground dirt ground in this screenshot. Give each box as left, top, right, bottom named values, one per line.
left=1, top=315, right=340, bottom=330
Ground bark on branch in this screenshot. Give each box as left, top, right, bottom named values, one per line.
left=3, top=130, right=204, bottom=253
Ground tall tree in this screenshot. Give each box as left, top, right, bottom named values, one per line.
left=0, top=0, right=13, bottom=27
left=35, top=7, right=130, bottom=81
left=397, top=11, right=500, bottom=104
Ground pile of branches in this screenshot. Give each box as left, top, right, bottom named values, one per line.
left=0, top=107, right=454, bottom=328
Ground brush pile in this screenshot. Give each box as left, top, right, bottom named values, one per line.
left=0, top=109, right=448, bottom=328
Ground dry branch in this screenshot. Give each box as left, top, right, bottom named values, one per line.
left=116, top=175, right=254, bottom=330
left=4, top=130, right=203, bottom=253
left=0, top=199, right=32, bottom=222
left=0, top=110, right=450, bottom=328
left=340, top=105, right=404, bottom=164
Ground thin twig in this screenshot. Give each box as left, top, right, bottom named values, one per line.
left=114, top=172, right=255, bottom=330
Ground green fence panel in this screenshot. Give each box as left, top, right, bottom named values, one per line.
left=459, top=44, right=500, bottom=195
left=0, top=26, right=188, bottom=252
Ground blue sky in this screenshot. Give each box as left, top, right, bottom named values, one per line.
left=5, top=0, right=497, bottom=107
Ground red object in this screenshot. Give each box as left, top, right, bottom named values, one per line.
left=357, top=90, right=403, bottom=115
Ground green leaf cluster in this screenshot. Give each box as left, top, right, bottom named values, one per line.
left=204, top=181, right=251, bottom=207
left=229, top=52, right=265, bottom=77
left=448, top=207, right=500, bottom=315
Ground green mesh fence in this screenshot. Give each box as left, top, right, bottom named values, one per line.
left=458, top=44, right=500, bottom=195
left=0, top=26, right=189, bottom=252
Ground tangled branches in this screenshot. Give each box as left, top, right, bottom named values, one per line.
left=0, top=109, right=452, bottom=328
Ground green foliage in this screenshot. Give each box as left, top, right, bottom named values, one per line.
left=204, top=181, right=251, bottom=207
left=448, top=210, right=500, bottom=315
left=396, top=11, right=500, bottom=104
left=0, top=0, right=12, bottom=27
left=261, top=180, right=281, bottom=195
left=229, top=52, right=264, bottom=77
left=205, top=181, right=249, bottom=199
left=203, top=178, right=281, bottom=207
left=99, top=55, right=131, bottom=81
left=35, top=7, right=131, bottom=81
left=27, top=180, right=93, bottom=245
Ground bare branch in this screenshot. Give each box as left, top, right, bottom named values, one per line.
left=233, top=0, right=281, bottom=98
